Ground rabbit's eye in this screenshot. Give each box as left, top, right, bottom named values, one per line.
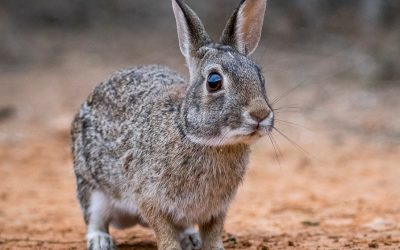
left=207, top=73, right=222, bottom=92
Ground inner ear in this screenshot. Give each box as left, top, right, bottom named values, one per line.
left=220, top=0, right=267, bottom=55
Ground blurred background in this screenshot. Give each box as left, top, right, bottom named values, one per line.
left=1, top=0, right=400, bottom=80
left=0, top=1, right=400, bottom=249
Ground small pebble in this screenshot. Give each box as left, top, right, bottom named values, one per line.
left=368, top=242, right=379, bottom=248
left=301, top=220, right=320, bottom=226
left=257, top=243, right=269, bottom=250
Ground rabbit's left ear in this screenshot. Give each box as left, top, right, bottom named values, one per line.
left=220, top=0, right=267, bottom=55
left=172, top=0, right=211, bottom=62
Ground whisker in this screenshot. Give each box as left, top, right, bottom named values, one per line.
left=273, top=127, right=309, bottom=156
left=272, top=106, right=302, bottom=111
left=273, top=107, right=303, bottom=114
left=272, top=106, right=304, bottom=115
left=270, top=133, right=284, bottom=160
left=269, top=43, right=364, bottom=106
left=273, top=110, right=302, bottom=115
left=267, top=133, right=281, bottom=167
left=272, top=63, right=357, bottom=106
left=275, top=119, right=310, bottom=131
left=271, top=82, right=305, bottom=105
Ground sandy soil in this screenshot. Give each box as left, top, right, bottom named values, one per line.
left=0, top=47, right=399, bottom=249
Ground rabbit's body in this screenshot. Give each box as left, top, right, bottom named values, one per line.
left=72, top=0, right=272, bottom=249
left=72, top=65, right=249, bottom=228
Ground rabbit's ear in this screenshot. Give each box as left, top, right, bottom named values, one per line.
left=220, top=0, right=267, bottom=55
left=172, top=0, right=211, bottom=61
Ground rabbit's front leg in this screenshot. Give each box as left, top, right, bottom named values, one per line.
left=144, top=212, right=182, bottom=250
left=200, top=213, right=226, bottom=250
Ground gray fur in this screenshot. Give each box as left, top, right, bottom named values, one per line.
left=72, top=1, right=272, bottom=249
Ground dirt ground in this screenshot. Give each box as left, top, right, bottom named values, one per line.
left=0, top=43, right=399, bottom=249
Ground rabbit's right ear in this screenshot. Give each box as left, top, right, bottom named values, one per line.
left=220, top=0, right=267, bottom=55
left=172, top=0, right=211, bottom=64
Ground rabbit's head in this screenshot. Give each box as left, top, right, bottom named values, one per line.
left=173, top=0, right=273, bottom=146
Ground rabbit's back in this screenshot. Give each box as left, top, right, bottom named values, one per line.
left=72, top=65, right=186, bottom=189
left=87, top=65, right=185, bottom=121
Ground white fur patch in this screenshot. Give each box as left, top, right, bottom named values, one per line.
left=86, top=231, right=111, bottom=241
left=88, top=191, right=142, bottom=232
left=260, top=110, right=274, bottom=127
left=87, top=191, right=111, bottom=233
left=110, top=196, right=140, bottom=215
left=186, top=126, right=257, bottom=146
left=179, top=227, right=198, bottom=241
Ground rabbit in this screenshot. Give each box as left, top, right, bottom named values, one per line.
left=71, top=0, right=273, bottom=249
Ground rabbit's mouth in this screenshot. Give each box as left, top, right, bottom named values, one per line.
left=247, top=126, right=264, bottom=136
left=236, top=122, right=274, bottom=143
left=248, top=128, right=268, bottom=137
left=244, top=123, right=273, bottom=136
left=234, top=129, right=265, bottom=144
left=249, top=131, right=259, bottom=136
left=242, top=127, right=268, bottom=138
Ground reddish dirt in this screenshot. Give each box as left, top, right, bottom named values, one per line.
left=0, top=50, right=400, bottom=249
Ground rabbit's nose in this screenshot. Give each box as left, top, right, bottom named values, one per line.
left=248, top=98, right=271, bottom=123
left=249, top=109, right=270, bottom=122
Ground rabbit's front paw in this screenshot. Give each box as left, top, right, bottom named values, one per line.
left=180, top=228, right=202, bottom=250
left=87, top=231, right=115, bottom=250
